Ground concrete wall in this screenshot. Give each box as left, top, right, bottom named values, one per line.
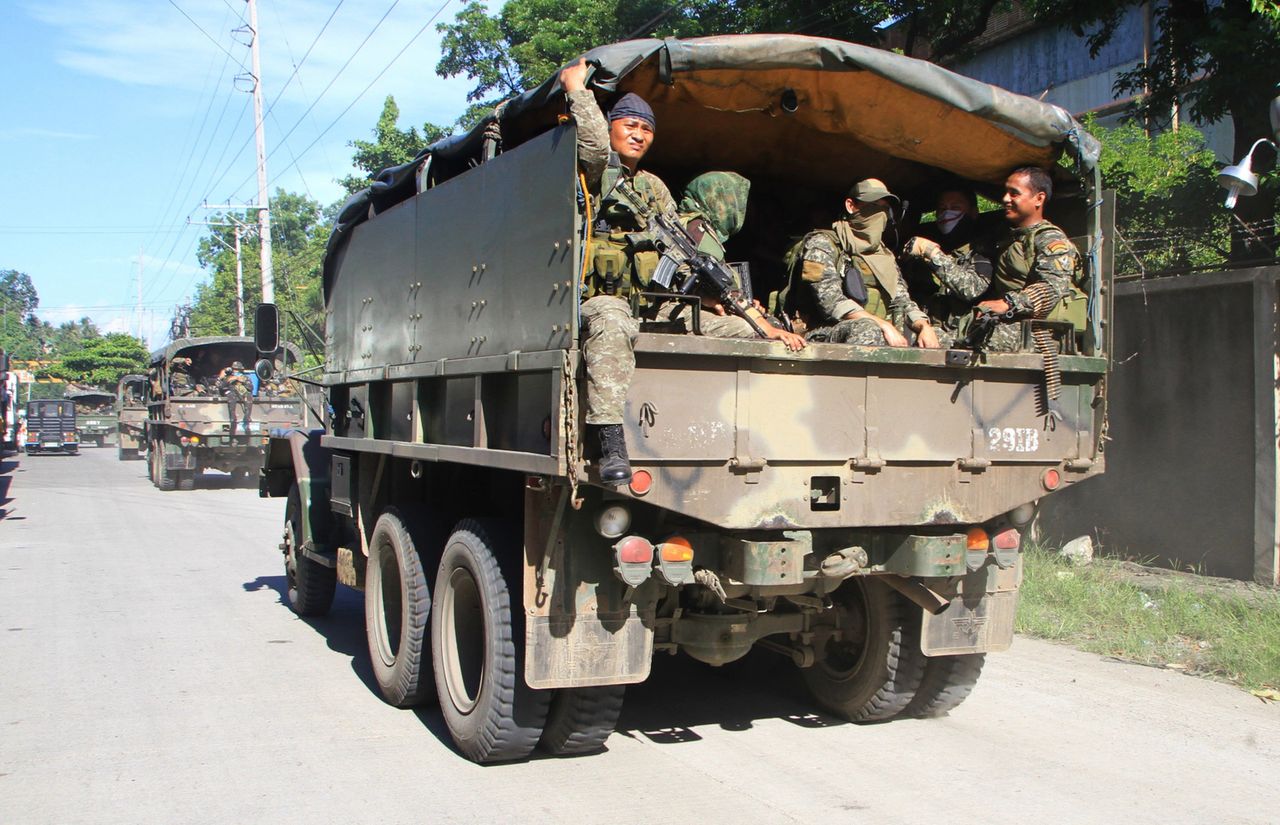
left=1039, top=268, right=1279, bottom=585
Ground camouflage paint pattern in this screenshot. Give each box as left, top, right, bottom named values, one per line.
left=994, top=220, right=1081, bottom=317
left=579, top=295, right=638, bottom=424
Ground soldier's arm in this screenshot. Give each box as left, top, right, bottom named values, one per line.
left=927, top=248, right=993, bottom=302
left=561, top=60, right=610, bottom=191
left=1007, top=230, right=1076, bottom=316
left=802, top=235, right=862, bottom=323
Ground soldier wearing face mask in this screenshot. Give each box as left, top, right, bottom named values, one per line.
left=902, top=186, right=994, bottom=343
left=787, top=179, right=939, bottom=348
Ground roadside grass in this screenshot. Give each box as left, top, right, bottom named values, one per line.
left=1016, top=546, right=1280, bottom=692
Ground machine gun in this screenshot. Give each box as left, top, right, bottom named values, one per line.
left=959, top=305, right=1017, bottom=353
left=607, top=181, right=769, bottom=339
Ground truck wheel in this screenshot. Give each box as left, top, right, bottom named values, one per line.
left=177, top=470, right=195, bottom=491
left=432, top=519, right=550, bottom=763
left=801, top=578, right=926, bottom=722
left=366, top=508, right=434, bottom=708
left=903, top=654, right=987, bottom=718
left=155, top=447, right=176, bottom=491
left=283, top=484, right=335, bottom=617
left=539, top=686, right=626, bottom=755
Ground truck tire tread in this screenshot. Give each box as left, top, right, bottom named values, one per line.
left=904, top=653, right=986, bottom=718
left=433, top=518, right=549, bottom=763
left=284, top=485, right=336, bottom=617
left=366, top=507, right=434, bottom=708
left=539, top=685, right=626, bottom=755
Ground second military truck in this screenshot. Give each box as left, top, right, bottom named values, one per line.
left=149, top=336, right=305, bottom=490
left=261, top=35, right=1110, bottom=763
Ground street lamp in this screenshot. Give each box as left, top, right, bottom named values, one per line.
left=1218, top=138, right=1273, bottom=209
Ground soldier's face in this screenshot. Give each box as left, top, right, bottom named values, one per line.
left=609, top=117, right=654, bottom=167
left=1002, top=173, right=1045, bottom=226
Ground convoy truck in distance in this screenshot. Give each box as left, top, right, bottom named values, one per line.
left=24, top=399, right=79, bottom=455
left=0, top=349, right=15, bottom=453
left=149, top=336, right=304, bottom=490
left=68, top=388, right=117, bottom=448
left=116, top=374, right=148, bottom=461
left=260, top=35, right=1110, bottom=763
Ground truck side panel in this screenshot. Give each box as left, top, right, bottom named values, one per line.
left=326, top=126, right=580, bottom=376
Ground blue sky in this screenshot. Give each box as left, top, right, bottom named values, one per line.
left=0, top=0, right=476, bottom=349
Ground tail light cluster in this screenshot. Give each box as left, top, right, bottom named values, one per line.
left=612, top=534, right=695, bottom=587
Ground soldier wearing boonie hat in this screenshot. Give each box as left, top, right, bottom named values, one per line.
left=784, top=178, right=939, bottom=349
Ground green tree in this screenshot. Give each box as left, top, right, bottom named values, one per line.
left=45, top=333, right=148, bottom=387
left=1083, top=115, right=1228, bottom=275
left=1027, top=0, right=1280, bottom=260
left=340, top=96, right=452, bottom=194
left=186, top=189, right=329, bottom=343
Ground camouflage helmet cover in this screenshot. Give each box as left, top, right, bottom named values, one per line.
left=679, top=171, right=751, bottom=242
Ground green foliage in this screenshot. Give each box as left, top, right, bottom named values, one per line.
left=1018, top=546, right=1280, bottom=692
left=339, top=96, right=452, bottom=194
left=184, top=188, right=329, bottom=346
left=45, top=333, right=148, bottom=387
left=1082, top=115, right=1230, bottom=275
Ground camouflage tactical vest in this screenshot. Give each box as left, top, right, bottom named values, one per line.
left=781, top=229, right=891, bottom=321
left=584, top=157, right=662, bottom=299
left=993, top=222, right=1088, bottom=330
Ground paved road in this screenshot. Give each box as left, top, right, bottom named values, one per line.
left=2, top=448, right=1278, bottom=824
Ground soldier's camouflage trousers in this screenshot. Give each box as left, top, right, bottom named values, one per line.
left=805, top=316, right=889, bottom=346
left=653, top=300, right=757, bottom=338
left=580, top=295, right=639, bottom=425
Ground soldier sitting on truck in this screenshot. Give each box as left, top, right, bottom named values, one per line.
left=975, top=166, right=1087, bottom=352
left=785, top=179, right=940, bottom=348
left=651, top=171, right=805, bottom=350
left=169, top=358, right=196, bottom=396
left=900, top=185, right=995, bottom=346
left=217, top=362, right=253, bottom=438
left=560, top=57, right=676, bottom=485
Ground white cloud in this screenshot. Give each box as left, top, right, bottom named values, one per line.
left=0, top=127, right=94, bottom=141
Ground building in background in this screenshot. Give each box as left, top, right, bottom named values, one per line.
left=887, top=3, right=1234, bottom=160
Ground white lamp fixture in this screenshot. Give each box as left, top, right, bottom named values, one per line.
left=1219, top=137, right=1274, bottom=208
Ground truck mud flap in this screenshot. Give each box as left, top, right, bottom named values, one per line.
left=525, top=607, right=654, bottom=689
left=920, top=590, right=1017, bottom=656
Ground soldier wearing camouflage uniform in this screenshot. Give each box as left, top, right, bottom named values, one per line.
left=902, top=186, right=994, bottom=346
left=561, top=58, right=676, bottom=483
left=169, top=357, right=196, bottom=396
left=978, top=167, right=1087, bottom=352
left=217, top=361, right=253, bottom=438
left=790, top=179, right=939, bottom=349
left=653, top=171, right=804, bottom=350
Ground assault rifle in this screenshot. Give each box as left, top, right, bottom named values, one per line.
left=607, top=182, right=769, bottom=339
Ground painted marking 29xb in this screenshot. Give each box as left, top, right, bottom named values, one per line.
left=988, top=427, right=1039, bottom=453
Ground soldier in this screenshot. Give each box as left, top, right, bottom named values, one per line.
left=217, top=361, right=253, bottom=438
left=560, top=57, right=676, bottom=484
left=788, top=179, right=940, bottom=348
left=651, top=171, right=805, bottom=350
left=977, top=166, right=1088, bottom=351
left=901, top=186, right=994, bottom=345
left=169, top=357, right=195, bottom=396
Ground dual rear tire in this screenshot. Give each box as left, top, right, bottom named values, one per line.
left=355, top=512, right=620, bottom=762
left=800, top=578, right=986, bottom=721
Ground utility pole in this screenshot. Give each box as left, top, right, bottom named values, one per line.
left=191, top=213, right=255, bottom=336
left=246, top=0, right=273, bottom=303
left=135, top=247, right=144, bottom=341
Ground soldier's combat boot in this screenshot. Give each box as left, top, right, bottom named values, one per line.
left=596, top=424, right=632, bottom=485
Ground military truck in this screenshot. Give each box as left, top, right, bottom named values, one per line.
left=24, top=399, right=79, bottom=455
left=260, top=35, right=1110, bottom=763
left=116, top=374, right=148, bottom=461
left=0, top=349, right=15, bottom=453
left=67, top=388, right=117, bottom=448
left=149, top=336, right=305, bottom=490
